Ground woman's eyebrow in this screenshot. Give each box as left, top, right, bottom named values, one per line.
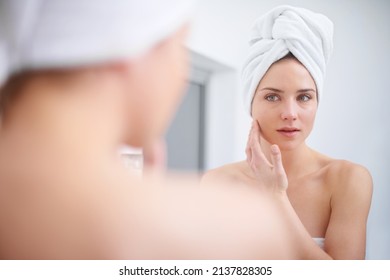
left=258, top=87, right=316, bottom=93
left=259, top=87, right=283, bottom=92
left=297, top=88, right=316, bottom=93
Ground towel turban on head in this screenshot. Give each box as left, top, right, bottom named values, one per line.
left=241, top=5, right=334, bottom=114
left=0, top=0, right=194, bottom=88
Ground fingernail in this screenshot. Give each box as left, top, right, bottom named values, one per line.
left=271, top=145, right=279, bottom=153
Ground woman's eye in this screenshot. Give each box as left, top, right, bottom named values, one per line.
left=265, top=94, right=280, bottom=102
left=298, top=94, right=312, bottom=102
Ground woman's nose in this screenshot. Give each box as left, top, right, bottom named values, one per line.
left=280, top=101, right=298, bottom=121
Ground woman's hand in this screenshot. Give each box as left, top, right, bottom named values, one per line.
left=245, top=120, right=288, bottom=193
left=143, top=139, right=167, bottom=174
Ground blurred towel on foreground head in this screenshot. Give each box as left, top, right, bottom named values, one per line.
left=0, top=0, right=195, bottom=87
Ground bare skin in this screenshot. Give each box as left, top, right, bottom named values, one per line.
left=202, top=58, right=373, bottom=259
left=0, top=26, right=301, bottom=260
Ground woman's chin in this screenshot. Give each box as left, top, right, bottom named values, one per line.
left=272, top=140, right=303, bottom=152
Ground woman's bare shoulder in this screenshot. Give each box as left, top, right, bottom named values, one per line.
left=201, top=161, right=248, bottom=185
left=314, top=152, right=373, bottom=196
left=323, top=158, right=371, bottom=184
left=205, top=161, right=247, bottom=175
left=311, top=150, right=370, bottom=179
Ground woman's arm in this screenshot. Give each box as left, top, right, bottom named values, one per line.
left=246, top=144, right=331, bottom=258
left=245, top=121, right=372, bottom=259
left=324, top=163, right=373, bottom=259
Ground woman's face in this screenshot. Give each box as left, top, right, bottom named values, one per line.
left=251, top=58, right=318, bottom=151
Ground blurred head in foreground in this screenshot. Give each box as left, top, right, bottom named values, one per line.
left=0, top=0, right=193, bottom=147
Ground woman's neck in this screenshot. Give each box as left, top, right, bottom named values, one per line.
left=0, top=73, right=127, bottom=167
left=281, top=145, right=315, bottom=180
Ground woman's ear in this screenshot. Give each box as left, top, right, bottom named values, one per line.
left=102, top=59, right=145, bottom=96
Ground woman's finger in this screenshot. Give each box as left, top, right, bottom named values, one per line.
left=246, top=120, right=257, bottom=164
left=143, top=139, right=167, bottom=171
left=250, top=121, right=271, bottom=168
left=252, top=120, right=262, bottom=143
left=250, top=135, right=271, bottom=170
left=270, top=144, right=288, bottom=190
left=246, top=145, right=252, bottom=164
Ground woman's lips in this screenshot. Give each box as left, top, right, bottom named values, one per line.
left=277, top=128, right=300, bottom=138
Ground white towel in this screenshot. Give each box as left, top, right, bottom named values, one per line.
left=0, top=0, right=194, bottom=87
left=241, top=5, right=333, bottom=114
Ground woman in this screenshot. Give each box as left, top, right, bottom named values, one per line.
left=0, top=0, right=304, bottom=259
left=202, top=6, right=373, bottom=259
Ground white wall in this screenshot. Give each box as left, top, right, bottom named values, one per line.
left=187, top=0, right=390, bottom=259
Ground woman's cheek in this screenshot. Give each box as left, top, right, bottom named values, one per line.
left=254, top=113, right=269, bottom=129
